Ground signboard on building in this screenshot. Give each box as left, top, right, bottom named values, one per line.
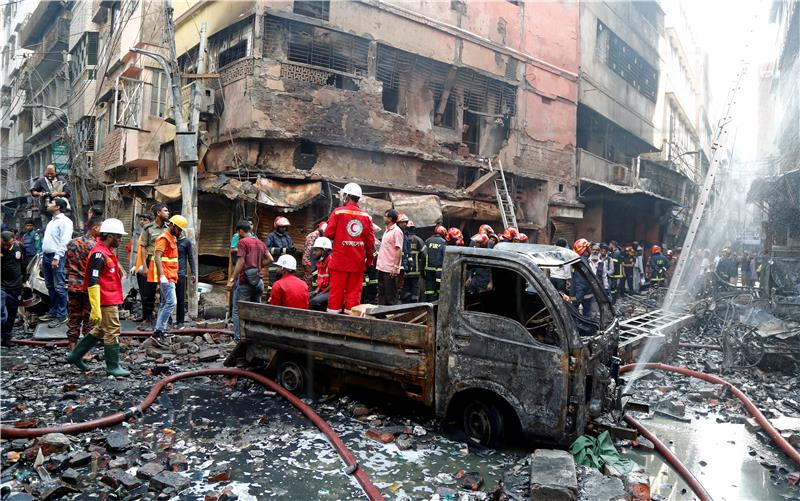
left=50, top=140, right=69, bottom=176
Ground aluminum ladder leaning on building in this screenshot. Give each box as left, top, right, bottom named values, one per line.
left=488, top=158, right=518, bottom=230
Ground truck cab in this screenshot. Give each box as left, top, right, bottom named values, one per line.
left=230, top=243, right=619, bottom=447
left=435, top=243, right=618, bottom=445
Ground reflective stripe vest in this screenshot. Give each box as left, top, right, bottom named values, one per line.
left=424, top=235, right=446, bottom=271
left=148, top=230, right=179, bottom=282
left=315, top=255, right=330, bottom=290
left=85, top=241, right=124, bottom=306
left=610, top=250, right=624, bottom=278
left=405, top=234, right=424, bottom=277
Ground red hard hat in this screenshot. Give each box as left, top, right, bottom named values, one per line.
left=274, top=216, right=290, bottom=227
left=503, top=227, right=519, bottom=240
left=456, top=238, right=465, bottom=247
left=573, top=238, right=590, bottom=256
left=397, top=213, right=409, bottom=223
left=434, top=225, right=448, bottom=237
left=652, top=245, right=661, bottom=254
left=517, top=233, right=529, bottom=243
left=478, top=224, right=495, bottom=236
left=471, top=233, right=489, bottom=247
left=448, top=227, right=463, bottom=241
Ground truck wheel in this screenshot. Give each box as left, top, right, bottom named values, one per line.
left=277, top=360, right=311, bottom=396
left=462, top=399, right=505, bottom=446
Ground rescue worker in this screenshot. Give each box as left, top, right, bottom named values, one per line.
left=66, top=218, right=130, bottom=376
left=309, top=237, right=332, bottom=311
left=649, top=245, right=670, bottom=286
left=570, top=238, right=594, bottom=316
left=268, top=255, right=309, bottom=309
left=422, top=225, right=447, bottom=301
left=400, top=218, right=424, bottom=303
left=500, top=227, right=519, bottom=242
left=265, top=216, right=296, bottom=295
left=302, top=222, right=327, bottom=285
left=150, top=215, right=188, bottom=347
left=21, top=220, right=41, bottom=273
left=65, top=217, right=101, bottom=353
left=465, top=234, right=492, bottom=294
left=621, top=245, right=636, bottom=295
left=447, top=227, right=465, bottom=247
left=324, top=183, right=375, bottom=314
left=138, top=204, right=169, bottom=330
left=607, top=241, right=624, bottom=300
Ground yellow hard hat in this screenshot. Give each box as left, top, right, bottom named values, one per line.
left=169, top=215, right=189, bottom=230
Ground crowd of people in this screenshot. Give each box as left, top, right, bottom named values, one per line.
left=0, top=166, right=773, bottom=377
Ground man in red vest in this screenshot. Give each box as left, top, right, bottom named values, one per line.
left=65, top=218, right=130, bottom=376
left=324, top=183, right=375, bottom=314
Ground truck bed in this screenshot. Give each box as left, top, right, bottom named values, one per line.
left=236, top=301, right=436, bottom=405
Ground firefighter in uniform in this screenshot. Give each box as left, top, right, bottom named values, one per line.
left=649, top=245, right=670, bottom=286
left=570, top=238, right=594, bottom=316
left=422, top=225, right=447, bottom=301
left=465, top=234, right=492, bottom=294
left=400, top=218, right=424, bottom=303
left=324, top=183, right=375, bottom=314
left=447, top=227, right=465, bottom=247
left=361, top=219, right=381, bottom=304
left=265, top=216, right=296, bottom=295
left=66, top=218, right=130, bottom=377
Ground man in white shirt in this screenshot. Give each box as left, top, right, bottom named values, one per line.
left=39, top=198, right=74, bottom=327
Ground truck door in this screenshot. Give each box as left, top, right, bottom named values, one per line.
left=439, top=258, right=571, bottom=441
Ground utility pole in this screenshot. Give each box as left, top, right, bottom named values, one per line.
left=132, top=1, right=202, bottom=318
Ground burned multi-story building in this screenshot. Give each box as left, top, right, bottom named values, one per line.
left=575, top=0, right=711, bottom=247
left=752, top=0, right=799, bottom=256
left=159, top=0, right=583, bottom=260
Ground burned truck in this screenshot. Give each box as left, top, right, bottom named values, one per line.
left=228, top=243, right=619, bottom=446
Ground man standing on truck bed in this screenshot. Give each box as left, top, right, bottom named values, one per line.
left=265, top=217, right=296, bottom=296
left=324, top=183, right=375, bottom=314
left=376, top=209, right=404, bottom=305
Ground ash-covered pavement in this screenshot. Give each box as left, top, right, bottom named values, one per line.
left=1, top=332, right=528, bottom=500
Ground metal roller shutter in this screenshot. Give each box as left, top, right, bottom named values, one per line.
left=198, top=194, right=233, bottom=257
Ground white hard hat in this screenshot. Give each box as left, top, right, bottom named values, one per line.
left=275, top=254, right=297, bottom=271
left=340, top=183, right=362, bottom=198
left=312, top=237, right=332, bottom=250
left=99, top=218, right=127, bottom=235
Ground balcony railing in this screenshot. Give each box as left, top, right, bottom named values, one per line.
left=577, top=148, right=633, bottom=186
left=26, top=18, right=70, bottom=69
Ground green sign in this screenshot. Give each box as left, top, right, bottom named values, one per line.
left=50, top=140, right=70, bottom=176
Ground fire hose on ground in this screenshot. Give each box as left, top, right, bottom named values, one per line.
left=621, top=363, right=800, bottom=470
left=10, top=328, right=233, bottom=347
left=0, top=368, right=384, bottom=501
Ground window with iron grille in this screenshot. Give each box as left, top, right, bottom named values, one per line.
left=76, top=116, right=96, bottom=152
left=292, top=0, right=330, bottom=21
left=377, top=44, right=516, bottom=116
left=207, top=16, right=253, bottom=71
left=596, top=21, right=658, bottom=102
left=264, top=16, right=370, bottom=76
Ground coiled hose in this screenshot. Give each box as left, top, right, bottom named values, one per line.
left=0, top=368, right=384, bottom=501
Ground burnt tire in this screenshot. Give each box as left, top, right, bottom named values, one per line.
left=462, top=399, right=505, bottom=447
left=276, top=360, right=311, bottom=396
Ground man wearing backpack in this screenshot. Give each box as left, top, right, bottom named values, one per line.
left=227, top=220, right=273, bottom=341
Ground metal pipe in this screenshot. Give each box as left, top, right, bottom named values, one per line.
left=620, top=362, right=800, bottom=467
left=0, top=368, right=384, bottom=501
left=624, top=414, right=712, bottom=501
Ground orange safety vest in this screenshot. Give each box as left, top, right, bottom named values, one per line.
left=147, top=230, right=179, bottom=282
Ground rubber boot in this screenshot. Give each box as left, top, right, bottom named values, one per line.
left=104, top=344, right=131, bottom=377
left=66, top=335, right=100, bottom=370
